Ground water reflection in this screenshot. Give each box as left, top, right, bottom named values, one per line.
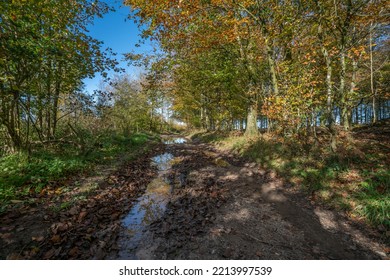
left=117, top=153, right=174, bottom=259
left=163, top=137, right=187, bottom=144
left=151, top=153, right=174, bottom=171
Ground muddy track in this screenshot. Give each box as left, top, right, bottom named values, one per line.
left=1, top=136, right=388, bottom=259
left=0, top=144, right=162, bottom=260
left=111, top=137, right=388, bottom=260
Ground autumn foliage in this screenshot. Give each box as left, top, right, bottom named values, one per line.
left=125, top=0, right=390, bottom=140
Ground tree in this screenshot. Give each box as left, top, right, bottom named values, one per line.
left=0, top=0, right=116, bottom=151
left=124, top=0, right=390, bottom=141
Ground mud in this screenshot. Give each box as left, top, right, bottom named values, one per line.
left=110, top=136, right=388, bottom=260
left=1, top=135, right=388, bottom=259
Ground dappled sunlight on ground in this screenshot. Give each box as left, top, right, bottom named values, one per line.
left=124, top=138, right=387, bottom=260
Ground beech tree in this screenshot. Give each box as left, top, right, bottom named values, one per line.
left=125, top=0, right=389, bottom=142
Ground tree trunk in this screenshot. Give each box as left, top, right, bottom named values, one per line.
left=245, top=100, right=259, bottom=137
left=321, top=41, right=337, bottom=152
left=201, top=100, right=208, bottom=130
left=339, top=48, right=348, bottom=131
left=239, top=119, right=243, bottom=131
left=52, top=63, right=62, bottom=137
left=266, top=40, right=279, bottom=96
left=149, top=102, right=154, bottom=132
left=370, top=25, right=377, bottom=123
left=8, top=89, right=23, bottom=151
left=342, top=58, right=358, bottom=130
left=46, top=62, right=52, bottom=140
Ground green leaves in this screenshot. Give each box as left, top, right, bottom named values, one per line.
left=0, top=0, right=118, bottom=151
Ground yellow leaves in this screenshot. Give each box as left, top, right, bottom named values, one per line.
left=12, top=0, right=29, bottom=4
left=261, top=64, right=322, bottom=126
left=127, top=0, right=252, bottom=54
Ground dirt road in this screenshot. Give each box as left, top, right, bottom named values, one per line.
left=111, top=136, right=387, bottom=260
left=1, top=136, right=388, bottom=259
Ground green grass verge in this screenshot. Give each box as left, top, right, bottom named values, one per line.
left=0, top=132, right=158, bottom=211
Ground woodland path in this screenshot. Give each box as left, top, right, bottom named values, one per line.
left=0, top=135, right=388, bottom=259
left=110, top=136, right=388, bottom=260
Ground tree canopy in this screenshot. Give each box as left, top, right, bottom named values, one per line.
left=125, top=0, right=389, bottom=141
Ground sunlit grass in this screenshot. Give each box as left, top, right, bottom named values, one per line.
left=193, top=131, right=390, bottom=231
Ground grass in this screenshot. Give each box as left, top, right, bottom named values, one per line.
left=0, top=132, right=158, bottom=211
left=189, top=130, right=229, bottom=143
left=191, top=128, right=390, bottom=232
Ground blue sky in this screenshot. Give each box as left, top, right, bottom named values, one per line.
left=83, top=0, right=155, bottom=94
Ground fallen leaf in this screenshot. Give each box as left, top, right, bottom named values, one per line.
left=50, top=235, right=62, bottom=244
left=51, top=222, right=69, bottom=233
left=32, top=236, right=45, bottom=242
left=78, top=211, right=87, bottom=221
left=69, top=247, right=79, bottom=258
left=43, top=248, right=56, bottom=259
left=69, top=206, right=79, bottom=216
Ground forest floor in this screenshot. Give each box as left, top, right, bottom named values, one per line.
left=0, top=132, right=389, bottom=259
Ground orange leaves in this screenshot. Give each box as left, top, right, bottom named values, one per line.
left=348, top=46, right=368, bottom=60
left=126, top=0, right=250, bottom=54
left=126, top=0, right=386, bottom=133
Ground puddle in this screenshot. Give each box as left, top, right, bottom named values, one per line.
left=114, top=137, right=187, bottom=259
left=116, top=153, right=175, bottom=259
left=163, top=137, right=187, bottom=144
left=151, top=153, right=174, bottom=171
